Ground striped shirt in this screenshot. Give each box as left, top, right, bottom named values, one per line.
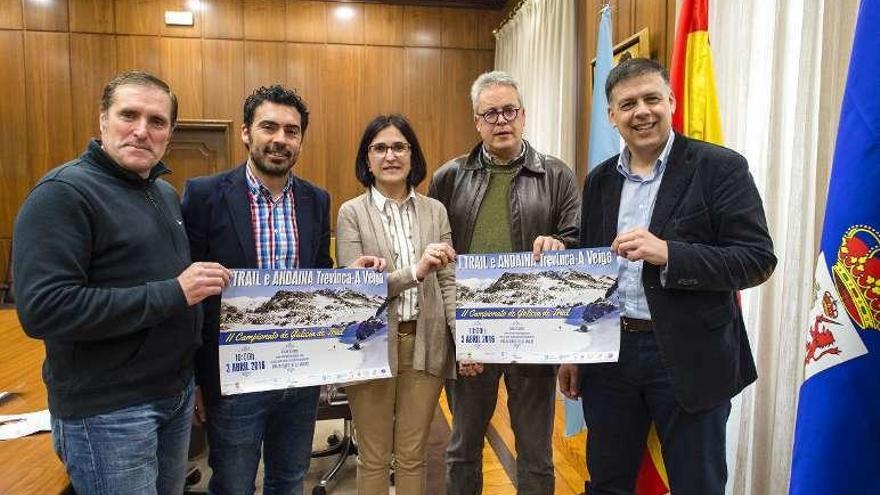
left=245, top=164, right=299, bottom=270
left=371, top=187, right=419, bottom=321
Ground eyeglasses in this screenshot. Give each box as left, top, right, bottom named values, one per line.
left=368, top=142, right=411, bottom=156
left=476, top=106, right=521, bottom=124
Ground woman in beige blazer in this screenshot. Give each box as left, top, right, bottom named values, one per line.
left=336, top=114, right=457, bottom=495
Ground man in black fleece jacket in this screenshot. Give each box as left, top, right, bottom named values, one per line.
left=12, top=71, right=230, bottom=495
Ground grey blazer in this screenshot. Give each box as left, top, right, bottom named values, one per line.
left=336, top=192, right=457, bottom=379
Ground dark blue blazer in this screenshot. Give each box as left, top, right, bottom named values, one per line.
left=181, top=164, right=334, bottom=403
left=579, top=134, right=776, bottom=412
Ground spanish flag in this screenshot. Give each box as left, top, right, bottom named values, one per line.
left=670, top=0, right=722, bottom=144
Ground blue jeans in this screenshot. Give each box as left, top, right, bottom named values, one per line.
left=206, top=386, right=320, bottom=495
left=51, top=379, right=195, bottom=495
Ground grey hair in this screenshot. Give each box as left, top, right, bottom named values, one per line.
left=470, top=71, right=523, bottom=113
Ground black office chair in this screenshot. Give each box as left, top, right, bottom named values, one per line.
left=183, top=423, right=208, bottom=494
left=0, top=246, right=13, bottom=307
left=310, top=384, right=357, bottom=495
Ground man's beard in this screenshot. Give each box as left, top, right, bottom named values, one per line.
left=250, top=146, right=298, bottom=177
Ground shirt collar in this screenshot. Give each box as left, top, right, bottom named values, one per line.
left=245, top=162, right=292, bottom=200
left=616, top=131, right=676, bottom=182
left=371, top=186, right=416, bottom=211
left=481, top=140, right=527, bottom=167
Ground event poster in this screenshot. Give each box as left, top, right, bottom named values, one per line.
left=218, top=269, right=391, bottom=395
left=456, top=248, right=620, bottom=363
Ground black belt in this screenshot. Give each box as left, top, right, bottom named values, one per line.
left=620, top=316, right=654, bottom=332
left=397, top=320, right=417, bottom=337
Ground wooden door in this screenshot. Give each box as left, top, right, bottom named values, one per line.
left=164, top=119, right=236, bottom=193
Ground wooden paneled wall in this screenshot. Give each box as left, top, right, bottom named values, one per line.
left=575, top=0, right=676, bottom=181
left=0, top=0, right=500, bottom=277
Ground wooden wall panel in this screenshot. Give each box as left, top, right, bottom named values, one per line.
left=161, top=0, right=203, bottom=37
left=0, top=0, right=23, bottom=29
left=360, top=46, right=405, bottom=119
left=244, top=40, right=287, bottom=89
left=160, top=38, right=203, bottom=118
left=0, top=31, right=28, bottom=240
left=0, top=239, right=10, bottom=290
left=403, top=6, right=442, bottom=47
left=203, top=40, right=245, bottom=162
left=403, top=47, right=442, bottom=190
left=476, top=8, right=499, bottom=50
left=326, top=2, right=363, bottom=45
left=243, top=0, right=286, bottom=41
left=612, top=0, right=634, bottom=45
left=286, top=1, right=326, bottom=43
left=115, top=35, right=161, bottom=74
left=364, top=3, right=403, bottom=46
left=115, top=0, right=161, bottom=35
left=24, top=32, right=75, bottom=180
left=321, top=45, right=363, bottom=221
left=70, top=0, right=115, bottom=33
left=441, top=7, right=479, bottom=49
left=70, top=34, right=117, bottom=147
left=440, top=49, right=493, bottom=164
left=286, top=43, right=327, bottom=188
left=634, top=0, right=670, bottom=62
left=24, top=0, right=68, bottom=31
left=204, top=0, right=244, bottom=39
left=0, top=0, right=501, bottom=241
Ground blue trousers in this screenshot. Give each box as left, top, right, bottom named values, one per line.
left=51, top=379, right=195, bottom=495
left=206, top=386, right=320, bottom=495
left=580, top=331, right=730, bottom=495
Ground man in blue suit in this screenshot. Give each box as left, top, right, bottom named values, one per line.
left=181, top=85, right=378, bottom=494
left=558, top=58, right=776, bottom=495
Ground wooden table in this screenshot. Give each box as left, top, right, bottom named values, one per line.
left=0, top=309, right=70, bottom=494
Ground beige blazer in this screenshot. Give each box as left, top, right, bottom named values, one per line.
left=336, top=192, right=457, bottom=379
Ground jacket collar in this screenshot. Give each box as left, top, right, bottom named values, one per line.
left=593, top=133, right=696, bottom=237
left=87, top=139, right=170, bottom=185
left=221, top=163, right=318, bottom=269
left=358, top=191, right=428, bottom=273
left=648, top=133, right=696, bottom=235
left=463, top=140, right=546, bottom=174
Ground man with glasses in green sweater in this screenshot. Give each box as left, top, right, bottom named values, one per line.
left=429, top=70, right=580, bottom=495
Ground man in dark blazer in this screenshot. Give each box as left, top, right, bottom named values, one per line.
left=181, top=86, right=379, bottom=494
left=558, top=58, right=776, bottom=495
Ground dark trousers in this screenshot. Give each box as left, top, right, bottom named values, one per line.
left=580, top=331, right=731, bottom=495
left=446, top=364, right=556, bottom=495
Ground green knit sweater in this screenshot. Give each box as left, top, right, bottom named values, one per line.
left=469, top=162, right=519, bottom=254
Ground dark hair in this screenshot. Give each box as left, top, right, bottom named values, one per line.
left=243, top=85, right=310, bottom=134
left=605, top=57, right=670, bottom=102
left=355, top=114, right=427, bottom=189
left=101, top=70, right=178, bottom=126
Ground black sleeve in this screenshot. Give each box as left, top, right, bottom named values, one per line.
left=664, top=155, right=777, bottom=291
left=13, top=181, right=187, bottom=342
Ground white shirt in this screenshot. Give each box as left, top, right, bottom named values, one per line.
left=371, top=187, right=420, bottom=321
